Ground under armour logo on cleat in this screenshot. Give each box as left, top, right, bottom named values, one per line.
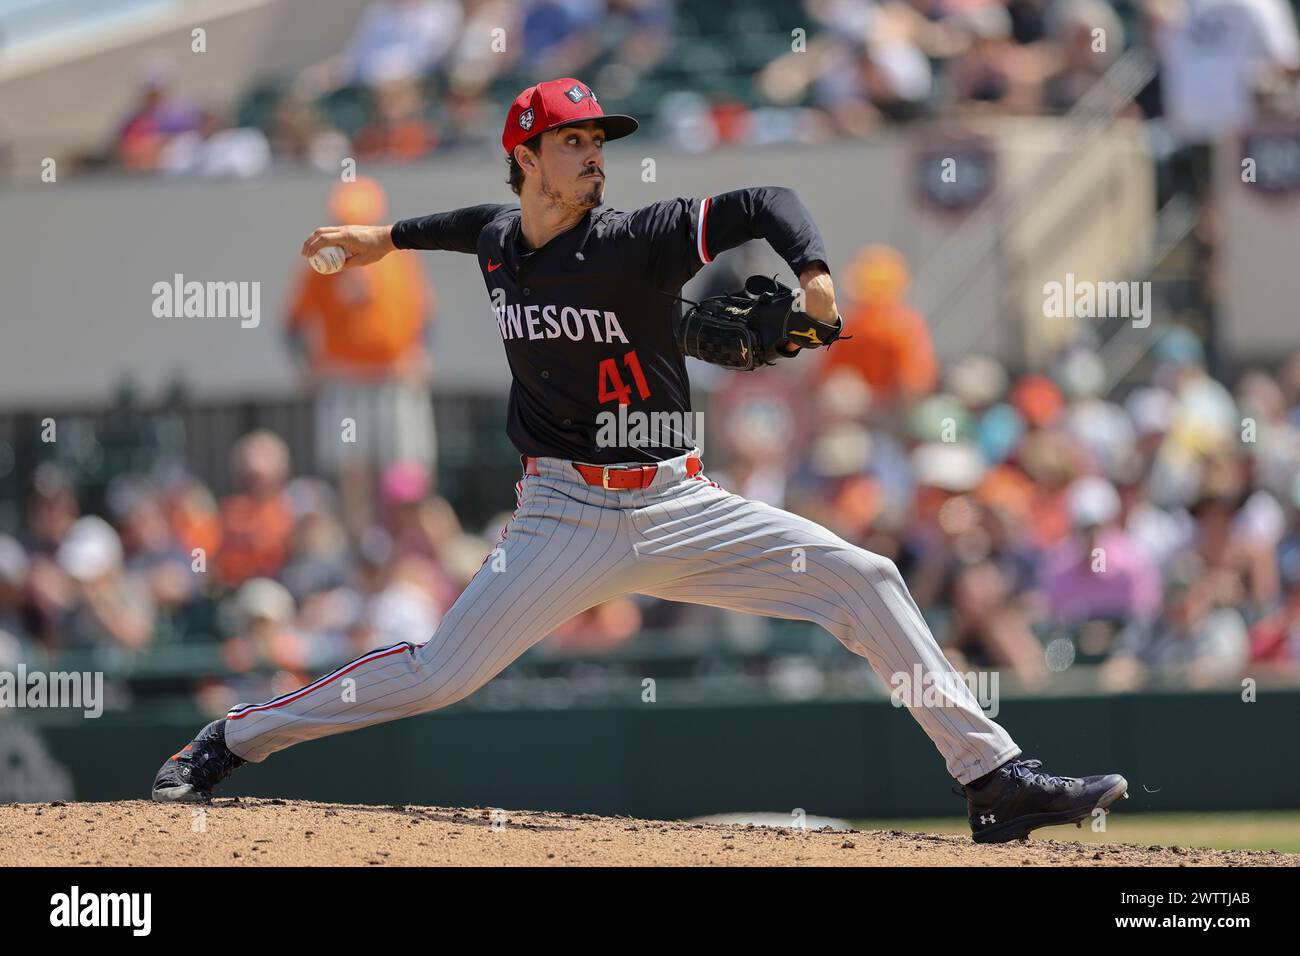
left=980, top=814, right=996, bottom=824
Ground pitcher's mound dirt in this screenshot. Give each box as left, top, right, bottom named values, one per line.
left=1, top=800, right=1293, bottom=866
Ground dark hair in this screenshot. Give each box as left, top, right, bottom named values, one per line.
left=506, top=133, right=543, bottom=195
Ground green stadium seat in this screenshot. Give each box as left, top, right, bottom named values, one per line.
left=319, top=85, right=374, bottom=138
left=733, top=32, right=790, bottom=73
left=235, top=80, right=288, bottom=134
left=727, top=6, right=778, bottom=35
left=174, top=596, right=222, bottom=644
left=659, top=37, right=737, bottom=79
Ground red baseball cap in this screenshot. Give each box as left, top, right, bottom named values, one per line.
left=502, top=78, right=639, bottom=156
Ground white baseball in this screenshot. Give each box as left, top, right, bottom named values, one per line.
left=309, top=245, right=347, bottom=275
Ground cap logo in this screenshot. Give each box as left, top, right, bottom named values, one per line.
left=566, top=85, right=594, bottom=104
left=519, top=108, right=534, bottom=131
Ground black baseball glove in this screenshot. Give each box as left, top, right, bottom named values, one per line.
left=675, top=275, right=845, bottom=371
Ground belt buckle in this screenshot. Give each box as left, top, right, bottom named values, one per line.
left=602, top=466, right=613, bottom=490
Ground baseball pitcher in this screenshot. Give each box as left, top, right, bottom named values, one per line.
left=153, top=78, right=1128, bottom=843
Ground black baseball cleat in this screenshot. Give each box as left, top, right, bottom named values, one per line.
left=151, top=719, right=246, bottom=803
left=964, top=758, right=1128, bottom=844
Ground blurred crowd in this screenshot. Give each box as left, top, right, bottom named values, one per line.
left=95, top=0, right=678, bottom=177
left=7, top=231, right=1300, bottom=702
left=0, top=434, right=501, bottom=716
left=697, top=243, right=1300, bottom=691
left=763, top=0, right=1300, bottom=145
left=8, top=297, right=1300, bottom=704
left=67, top=0, right=1300, bottom=178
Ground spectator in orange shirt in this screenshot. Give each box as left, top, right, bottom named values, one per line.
left=287, top=176, right=437, bottom=535
left=162, top=471, right=223, bottom=568
left=217, top=431, right=296, bottom=588
left=821, top=244, right=938, bottom=407
left=353, top=79, right=439, bottom=163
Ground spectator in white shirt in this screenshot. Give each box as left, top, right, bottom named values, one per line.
left=304, top=0, right=466, bottom=92
left=1153, top=0, right=1300, bottom=145
left=160, top=107, right=271, bottom=179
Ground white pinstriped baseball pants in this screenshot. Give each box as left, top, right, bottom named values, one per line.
left=224, top=451, right=1021, bottom=783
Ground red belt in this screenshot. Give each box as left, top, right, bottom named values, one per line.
left=523, top=454, right=702, bottom=490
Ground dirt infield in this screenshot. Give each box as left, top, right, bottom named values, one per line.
left=1, top=799, right=1295, bottom=866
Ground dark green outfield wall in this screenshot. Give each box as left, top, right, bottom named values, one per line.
left=12, top=688, right=1300, bottom=818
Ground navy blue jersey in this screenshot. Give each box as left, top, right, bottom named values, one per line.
left=391, top=187, right=828, bottom=463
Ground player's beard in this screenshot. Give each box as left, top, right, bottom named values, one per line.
left=577, top=173, right=604, bottom=207
left=541, top=169, right=604, bottom=212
